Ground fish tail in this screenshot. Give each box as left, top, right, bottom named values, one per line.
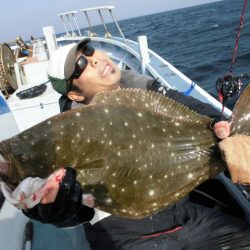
left=230, top=84, right=250, bottom=135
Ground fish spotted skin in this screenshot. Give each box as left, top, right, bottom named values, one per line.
left=0, top=86, right=250, bottom=219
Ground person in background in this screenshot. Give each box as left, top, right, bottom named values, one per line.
left=6, top=39, right=250, bottom=249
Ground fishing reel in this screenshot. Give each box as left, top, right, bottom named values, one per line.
left=216, top=74, right=242, bottom=104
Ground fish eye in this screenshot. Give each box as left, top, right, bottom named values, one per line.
left=20, top=133, right=35, bottom=141
left=10, top=137, right=20, bottom=147
left=10, top=137, right=21, bottom=155
left=20, top=153, right=31, bottom=163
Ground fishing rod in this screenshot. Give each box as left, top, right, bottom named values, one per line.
left=216, top=0, right=248, bottom=111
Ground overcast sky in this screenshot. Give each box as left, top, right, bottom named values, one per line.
left=0, top=0, right=221, bottom=42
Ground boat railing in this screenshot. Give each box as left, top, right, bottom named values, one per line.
left=58, top=6, right=126, bottom=42
left=58, top=10, right=79, bottom=37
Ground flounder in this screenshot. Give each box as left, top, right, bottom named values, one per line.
left=0, top=86, right=250, bottom=219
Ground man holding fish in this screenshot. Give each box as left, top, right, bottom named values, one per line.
left=1, top=39, right=250, bottom=249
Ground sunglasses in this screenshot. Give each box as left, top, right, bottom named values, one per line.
left=71, top=45, right=95, bottom=79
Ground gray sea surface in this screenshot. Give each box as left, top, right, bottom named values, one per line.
left=88, top=0, right=250, bottom=109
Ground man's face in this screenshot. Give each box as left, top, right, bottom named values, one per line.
left=72, top=50, right=121, bottom=102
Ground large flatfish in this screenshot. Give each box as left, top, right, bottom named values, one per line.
left=0, top=85, right=250, bottom=219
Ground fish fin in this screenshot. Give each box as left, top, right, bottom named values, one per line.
left=92, top=89, right=212, bottom=124
left=230, top=84, right=250, bottom=135
left=76, top=159, right=105, bottom=185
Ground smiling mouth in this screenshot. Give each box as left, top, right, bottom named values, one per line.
left=102, top=64, right=112, bottom=77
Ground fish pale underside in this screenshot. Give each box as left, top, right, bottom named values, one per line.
left=1, top=86, right=250, bottom=219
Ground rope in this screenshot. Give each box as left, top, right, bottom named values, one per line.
left=183, top=82, right=195, bottom=96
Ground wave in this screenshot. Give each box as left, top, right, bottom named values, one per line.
left=117, top=0, right=250, bottom=103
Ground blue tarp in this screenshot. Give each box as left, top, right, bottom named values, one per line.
left=0, top=95, right=10, bottom=115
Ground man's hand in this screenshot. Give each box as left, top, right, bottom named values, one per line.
left=219, top=134, right=250, bottom=184
left=82, top=194, right=95, bottom=208
left=39, top=168, right=65, bottom=204
left=213, top=121, right=230, bottom=139
left=0, top=168, right=66, bottom=210
left=23, top=167, right=95, bottom=226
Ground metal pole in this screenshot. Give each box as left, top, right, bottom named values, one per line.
left=138, top=35, right=150, bottom=75
left=98, top=9, right=112, bottom=38
left=109, top=9, right=126, bottom=42
left=84, top=11, right=97, bottom=37
left=72, top=13, right=82, bottom=36
left=66, top=14, right=77, bottom=36
left=59, top=15, right=70, bottom=37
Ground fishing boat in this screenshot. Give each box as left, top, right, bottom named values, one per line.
left=0, top=6, right=249, bottom=250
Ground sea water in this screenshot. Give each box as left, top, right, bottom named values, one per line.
left=89, top=0, right=250, bottom=109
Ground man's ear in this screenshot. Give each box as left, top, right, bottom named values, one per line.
left=67, top=91, right=85, bottom=102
